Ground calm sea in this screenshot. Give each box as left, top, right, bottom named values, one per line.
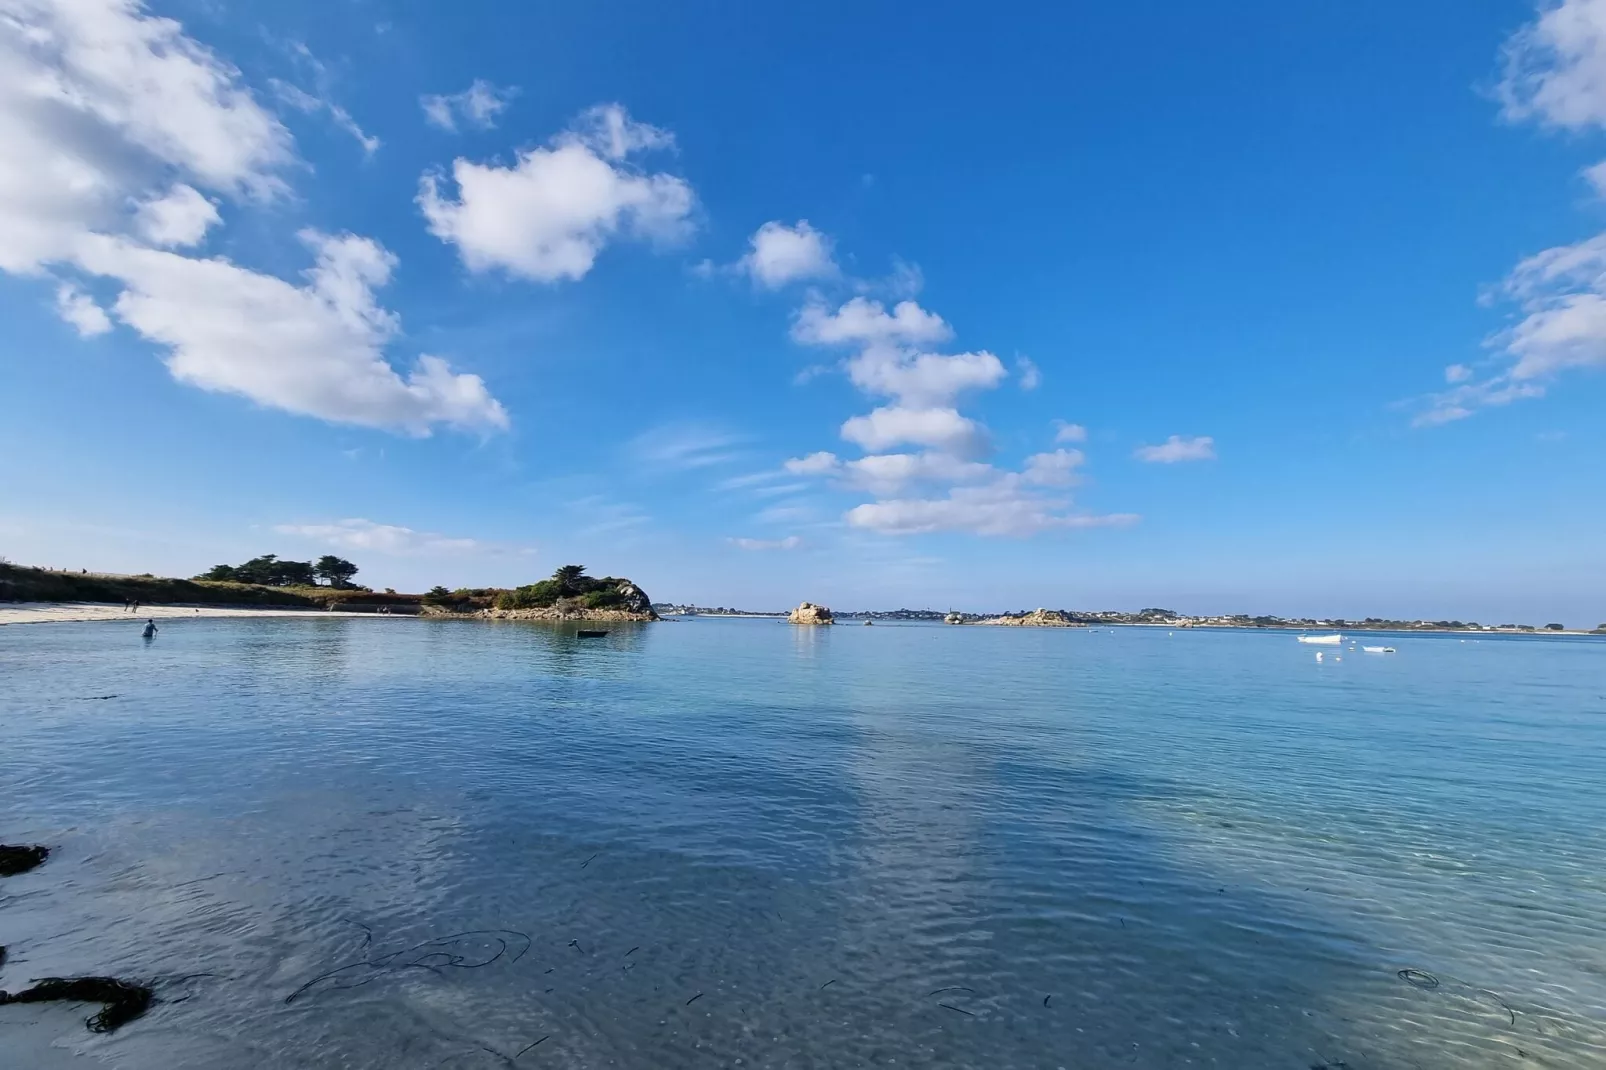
left=2, top=617, right=1604, bottom=1068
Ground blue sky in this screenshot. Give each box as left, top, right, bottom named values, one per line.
left=2, top=0, right=1604, bottom=624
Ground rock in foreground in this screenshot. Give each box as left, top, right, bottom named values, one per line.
left=788, top=602, right=835, bottom=625
left=978, top=608, right=1085, bottom=627
left=0, top=844, right=49, bottom=876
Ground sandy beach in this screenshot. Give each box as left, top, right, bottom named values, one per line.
left=0, top=602, right=384, bottom=626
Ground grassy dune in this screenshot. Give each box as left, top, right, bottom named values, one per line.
left=0, top=563, right=420, bottom=609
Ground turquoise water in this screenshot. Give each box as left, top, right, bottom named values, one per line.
left=2, top=617, right=1605, bottom=1068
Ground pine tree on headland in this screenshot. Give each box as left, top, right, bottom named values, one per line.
left=552, top=564, right=587, bottom=597
left=314, top=555, right=359, bottom=589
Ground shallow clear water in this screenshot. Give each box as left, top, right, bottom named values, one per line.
left=2, top=618, right=1605, bottom=1069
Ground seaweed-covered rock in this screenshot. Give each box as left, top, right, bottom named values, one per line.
left=0, top=844, right=48, bottom=876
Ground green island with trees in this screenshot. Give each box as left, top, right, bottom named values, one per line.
left=0, top=558, right=655, bottom=620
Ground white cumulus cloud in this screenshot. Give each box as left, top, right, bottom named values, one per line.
left=841, top=406, right=990, bottom=457
left=1416, top=0, right=1606, bottom=425
left=75, top=230, right=508, bottom=433
left=783, top=451, right=996, bottom=495
left=739, top=220, right=836, bottom=287
left=133, top=184, right=220, bottom=248
left=1499, top=0, right=1606, bottom=128
left=783, top=451, right=843, bottom=476
left=0, top=0, right=506, bottom=435
left=418, top=103, right=695, bottom=282
left=1134, top=435, right=1216, bottom=463
left=1417, top=211, right=1606, bottom=424
left=0, top=0, right=292, bottom=274
left=847, top=347, right=1007, bottom=408
left=792, top=296, right=952, bottom=347
left=54, top=282, right=112, bottom=337
left=777, top=240, right=1130, bottom=537
left=1053, top=420, right=1088, bottom=443
left=421, top=79, right=517, bottom=132
left=842, top=452, right=995, bottom=494
left=1022, top=448, right=1085, bottom=486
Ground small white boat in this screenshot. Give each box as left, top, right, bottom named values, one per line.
left=1362, top=646, right=1396, bottom=654
left=1297, top=634, right=1344, bottom=645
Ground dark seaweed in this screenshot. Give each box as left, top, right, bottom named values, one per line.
left=0, top=976, right=153, bottom=1033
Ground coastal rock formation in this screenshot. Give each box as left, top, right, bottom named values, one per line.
left=428, top=567, right=659, bottom=621
left=978, top=608, right=1085, bottom=627
left=788, top=602, right=835, bottom=625
left=944, top=612, right=966, bottom=625
left=477, top=603, right=657, bottom=623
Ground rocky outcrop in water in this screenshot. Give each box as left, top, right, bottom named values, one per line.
left=476, top=604, right=657, bottom=622
left=788, top=602, right=834, bottom=625
left=978, top=608, right=1085, bottom=627
left=0, top=844, right=48, bottom=876
left=944, top=612, right=966, bottom=625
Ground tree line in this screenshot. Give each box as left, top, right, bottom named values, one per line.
left=197, top=554, right=360, bottom=589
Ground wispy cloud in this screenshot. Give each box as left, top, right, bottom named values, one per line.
left=729, top=535, right=802, bottom=550
left=274, top=518, right=528, bottom=556
left=1016, top=356, right=1041, bottom=390
left=1134, top=435, right=1216, bottom=463
left=1410, top=0, right=1606, bottom=426
left=54, top=283, right=112, bottom=337
left=630, top=423, right=747, bottom=469
left=845, top=482, right=1138, bottom=537
left=420, top=79, right=518, bottom=132
left=755, top=501, right=821, bottom=525
left=268, top=38, right=380, bottom=159
left=1053, top=420, right=1087, bottom=443
left=714, top=470, right=787, bottom=491
left=565, top=495, right=651, bottom=537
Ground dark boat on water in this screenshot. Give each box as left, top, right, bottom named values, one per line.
left=577, top=630, right=609, bottom=638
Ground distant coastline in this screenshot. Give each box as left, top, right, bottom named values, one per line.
left=2, top=563, right=1599, bottom=634
left=653, top=603, right=1606, bottom=636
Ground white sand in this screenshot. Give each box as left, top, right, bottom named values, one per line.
left=0, top=602, right=385, bottom=626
